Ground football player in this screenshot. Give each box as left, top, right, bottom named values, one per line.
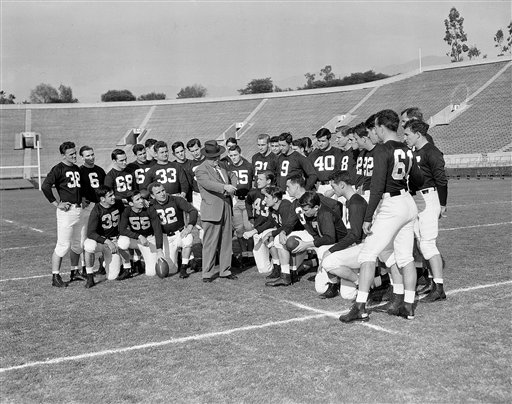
left=144, top=138, right=158, bottom=166
left=105, top=149, right=135, bottom=205
left=352, top=121, right=378, bottom=202
left=118, top=191, right=164, bottom=277
left=42, top=141, right=84, bottom=287
left=334, top=126, right=357, bottom=185
left=251, top=134, right=278, bottom=177
left=400, top=107, right=435, bottom=145
left=269, top=136, right=281, bottom=156
left=340, top=109, right=424, bottom=323
left=308, top=128, right=344, bottom=195
left=404, top=120, right=448, bottom=302
left=126, top=144, right=153, bottom=190
left=171, top=141, right=194, bottom=203
left=149, top=182, right=198, bottom=277
left=186, top=138, right=206, bottom=211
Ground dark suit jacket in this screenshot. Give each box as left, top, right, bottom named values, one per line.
left=195, top=159, right=237, bottom=222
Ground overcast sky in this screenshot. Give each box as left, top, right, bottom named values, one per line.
left=1, top=0, right=510, bottom=103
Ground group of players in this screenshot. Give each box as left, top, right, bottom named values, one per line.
left=42, top=106, right=448, bottom=323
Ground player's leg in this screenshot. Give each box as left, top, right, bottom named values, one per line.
left=253, top=228, right=274, bottom=274
left=232, top=200, right=248, bottom=265
left=69, top=207, right=85, bottom=282
left=116, top=238, right=133, bottom=281
left=51, top=209, right=76, bottom=287
left=241, top=205, right=255, bottom=267
left=266, top=236, right=291, bottom=286
left=167, top=234, right=180, bottom=275
left=178, top=233, right=194, bottom=278
left=137, top=236, right=158, bottom=278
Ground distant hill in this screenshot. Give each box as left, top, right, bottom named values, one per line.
left=378, top=55, right=451, bottom=76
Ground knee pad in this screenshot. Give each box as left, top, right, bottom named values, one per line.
left=83, top=238, right=97, bottom=254
left=339, top=283, right=357, bottom=300
left=182, top=234, right=194, bottom=248
left=419, top=239, right=439, bottom=261
left=315, top=269, right=330, bottom=294
left=54, top=241, right=71, bottom=258
left=117, top=236, right=131, bottom=250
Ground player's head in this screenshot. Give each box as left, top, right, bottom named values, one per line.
left=187, top=138, right=202, bottom=160
left=111, top=149, right=127, bottom=170
left=351, top=122, right=372, bottom=150
left=403, top=120, right=430, bottom=148
left=278, top=132, right=293, bottom=155
left=59, top=141, right=77, bottom=164
left=153, top=141, right=169, bottom=163
left=144, top=138, right=158, bottom=159
left=132, top=144, right=147, bottom=163
left=270, top=136, right=281, bottom=155
left=400, top=107, right=424, bottom=128
left=375, top=109, right=400, bottom=137
left=228, top=145, right=242, bottom=165
left=148, top=182, right=167, bottom=203
left=79, top=145, right=95, bottom=166
left=335, top=126, right=351, bottom=149
left=96, top=185, right=115, bottom=207
left=256, top=170, right=275, bottom=189
left=286, top=174, right=306, bottom=198
left=291, top=139, right=305, bottom=155
left=365, top=114, right=379, bottom=144
left=256, top=134, right=270, bottom=154
left=330, top=170, right=354, bottom=198
left=172, top=141, right=186, bottom=162
left=225, top=137, right=238, bottom=149
left=298, top=191, right=321, bottom=218
left=302, top=137, right=313, bottom=155
left=262, top=186, right=283, bottom=208
left=127, top=190, right=145, bottom=210
left=315, top=128, right=331, bottom=151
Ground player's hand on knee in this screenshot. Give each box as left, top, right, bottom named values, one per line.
left=138, top=235, right=149, bottom=247
left=363, top=221, right=372, bottom=235
left=278, top=232, right=287, bottom=246
left=106, top=239, right=117, bottom=254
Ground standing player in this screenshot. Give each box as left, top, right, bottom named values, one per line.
left=42, top=141, right=84, bottom=287
left=149, top=183, right=198, bottom=278
left=105, top=149, right=135, bottom=204
left=127, top=144, right=153, bottom=190
left=334, top=126, right=357, bottom=184
left=144, top=138, right=158, bottom=165
left=352, top=121, right=378, bottom=202
left=252, top=134, right=278, bottom=177
left=186, top=138, right=206, bottom=211
left=83, top=185, right=130, bottom=286
left=269, top=136, right=281, bottom=156
left=79, top=145, right=106, bottom=275
left=400, top=107, right=435, bottom=144
left=276, top=132, right=318, bottom=193
left=340, top=109, right=424, bottom=323
left=308, top=128, right=344, bottom=195
left=118, top=191, right=164, bottom=277
left=141, top=141, right=189, bottom=198
left=404, top=120, right=447, bottom=302
left=172, top=141, right=194, bottom=203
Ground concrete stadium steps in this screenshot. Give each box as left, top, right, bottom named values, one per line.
left=351, top=61, right=509, bottom=126
left=238, top=89, right=371, bottom=158
left=146, top=99, right=262, bottom=142
left=430, top=64, right=512, bottom=155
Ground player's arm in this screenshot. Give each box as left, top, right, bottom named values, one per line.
left=300, top=155, right=319, bottom=190
left=329, top=197, right=366, bottom=253
left=430, top=150, right=448, bottom=208
left=86, top=208, right=107, bottom=244
left=176, top=197, right=198, bottom=227
left=177, top=165, right=189, bottom=198
left=312, top=210, right=336, bottom=247
left=364, top=149, right=388, bottom=222
left=119, top=209, right=140, bottom=240
left=148, top=206, right=164, bottom=250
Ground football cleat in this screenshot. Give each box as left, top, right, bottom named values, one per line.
left=422, top=283, right=446, bottom=303
left=265, top=273, right=292, bottom=287
left=373, top=293, right=404, bottom=315
left=69, top=269, right=85, bottom=282
left=117, top=267, right=132, bottom=281
left=266, top=264, right=281, bottom=279
left=179, top=264, right=190, bottom=279
left=85, top=274, right=96, bottom=289
left=94, top=266, right=106, bottom=276
left=397, top=302, right=415, bottom=320
left=319, top=283, right=339, bottom=299
left=417, top=277, right=433, bottom=295
left=339, top=302, right=369, bottom=323
left=52, top=274, right=68, bottom=288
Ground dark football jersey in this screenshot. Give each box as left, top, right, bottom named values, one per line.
left=252, top=152, right=278, bottom=177
left=351, top=149, right=364, bottom=189
left=42, top=162, right=82, bottom=204
left=119, top=205, right=163, bottom=249
left=329, top=193, right=367, bottom=253
left=174, top=159, right=194, bottom=201
left=142, top=161, right=189, bottom=196
left=340, top=149, right=357, bottom=184
left=270, top=199, right=297, bottom=237
left=245, top=188, right=272, bottom=233
left=304, top=204, right=347, bottom=247
left=360, top=147, right=376, bottom=192
left=105, top=168, right=135, bottom=202
left=126, top=160, right=153, bottom=188
left=87, top=201, right=124, bottom=243
left=152, top=195, right=198, bottom=235
left=79, top=165, right=106, bottom=203
left=411, top=143, right=448, bottom=206
left=365, top=141, right=424, bottom=222
left=226, top=157, right=254, bottom=193
left=308, top=146, right=345, bottom=183
left=277, top=151, right=318, bottom=191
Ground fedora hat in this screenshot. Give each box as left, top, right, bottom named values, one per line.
left=201, top=140, right=225, bottom=157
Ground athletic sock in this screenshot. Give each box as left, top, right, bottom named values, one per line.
left=404, top=290, right=415, bottom=304
left=433, top=278, right=443, bottom=284
left=356, top=291, right=369, bottom=304
left=85, top=266, right=94, bottom=275
left=393, top=284, right=404, bottom=294
left=281, top=264, right=290, bottom=274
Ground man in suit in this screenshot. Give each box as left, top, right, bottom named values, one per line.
left=195, top=140, right=238, bottom=282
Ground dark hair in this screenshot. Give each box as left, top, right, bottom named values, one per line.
left=263, top=186, right=283, bottom=200
left=401, top=107, right=424, bottom=122
left=59, top=141, right=75, bottom=155
left=278, top=132, right=293, bottom=144
left=96, top=185, right=113, bottom=199
left=336, top=125, right=351, bottom=137
left=330, top=170, right=354, bottom=186
left=298, top=191, right=320, bottom=209
left=111, top=149, right=126, bottom=161
left=132, top=144, right=145, bottom=154
left=404, top=120, right=430, bottom=136
left=352, top=122, right=369, bottom=138
left=286, top=173, right=306, bottom=188
left=375, top=109, right=400, bottom=132
left=148, top=181, right=165, bottom=195
left=225, top=137, right=237, bottom=145
left=171, top=141, right=185, bottom=153
left=127, top=190, right=141, bottom=202
left=187, top=138, right=201, bottom=149
left=365, top=114, right=377, bottom=130
left=258, top=170, right=275, bottom=184
left=144, top=138, right=157, bottom=148
left=270, top=136, right=280, bottom=143
left=153, top=141, right=168, bottom=153
left=315, top=128, right=331, bottom=140
left=302, top=137, right=313, bottom=149
left=79, top=145, right=93, bottom=156
left=228, top=145, right=242, bottom=154
left=257, top=134, right=270, bottom=143
left=292, top=139, right=304, bottom=148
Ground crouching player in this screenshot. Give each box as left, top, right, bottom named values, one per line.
left=118, top=191, right=164, bottom=277
left=83, top=185, right=130, bottom=287
left=149, top=182, right=198, bottom=278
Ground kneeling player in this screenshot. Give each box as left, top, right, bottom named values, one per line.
left=118, top=191, right=164, bottom=277
left=83, top=186, right=130, bottom=287
left=149, top=183, right=198, bottom=278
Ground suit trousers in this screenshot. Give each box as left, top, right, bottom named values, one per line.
left=201, top=200, right=233, bottom=279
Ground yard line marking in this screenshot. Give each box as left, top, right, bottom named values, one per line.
left=1, top=219, right=46, bottom=234
left=449, top=201, right=511, bottom=208
left=440, top=222, right=511, bottom=232
left=0, top=243, right=54, bottom=252
left=445, top=280, right=512, bottom=295
left=0, top=271, right=72, bottom=283
left=0, top=313, right=327, bottom=374
left=360, top=323, right=400, bottom=335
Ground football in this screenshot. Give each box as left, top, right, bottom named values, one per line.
left=285, top=235, right=301, bottom=252
left=155, top=258, right=170, bottom=279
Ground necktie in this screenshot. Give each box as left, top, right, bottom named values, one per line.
left=216, top=167, right=227, bottom=183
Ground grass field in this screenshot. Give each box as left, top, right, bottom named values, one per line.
left=1, top=179, right=511, bottom=403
